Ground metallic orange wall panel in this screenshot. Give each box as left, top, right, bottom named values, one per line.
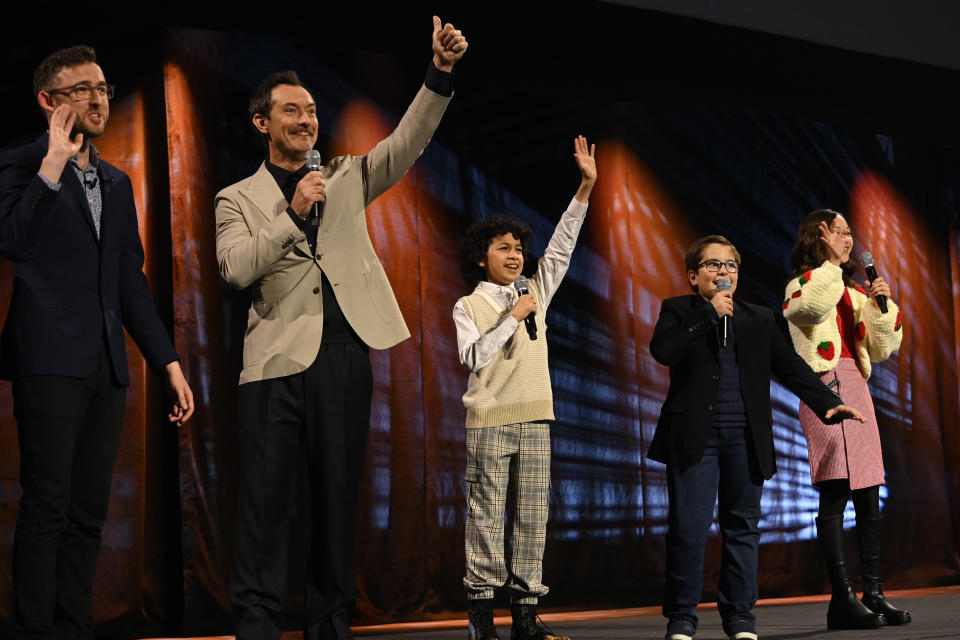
left=163, top=59, right=234, bottom=620
left=849, top=172, right=960, bottom=581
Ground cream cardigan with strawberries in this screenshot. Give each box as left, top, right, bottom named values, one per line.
left=782, top=260, right=902, bottom=378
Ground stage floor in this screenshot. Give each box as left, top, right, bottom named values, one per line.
left=143, top=586, right=960, bottom=639
left=352, top=586, right=960, bottom=639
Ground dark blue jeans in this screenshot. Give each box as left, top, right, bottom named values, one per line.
left=664, top=424, right=763, bottom=637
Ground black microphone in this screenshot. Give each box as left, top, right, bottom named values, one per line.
left=513, top=275, right=537, bottom=341
left=83, top=175, right=98, bottom=189
left=716, top=278, right=731, bottom=347
left=304, top=149, right=323, bottom=223
left=860, top=252, right=888, bottom=314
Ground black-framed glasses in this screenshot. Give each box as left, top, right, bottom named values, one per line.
left=48, top=83, right=116, bottom=102
left=697, top=259, right=739, bottom=273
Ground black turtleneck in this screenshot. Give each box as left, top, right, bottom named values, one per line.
left=264, top=160, right=358, bottom=344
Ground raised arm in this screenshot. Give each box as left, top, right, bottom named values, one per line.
left=782, top=260, right=845, bottom=327
left=0, top=107, right=82, bottom=260
left=362, top=16, right=466, bottom=204
left=533, top=136, right=595, bottom=309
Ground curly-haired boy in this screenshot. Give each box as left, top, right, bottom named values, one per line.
left=454, top=136, right=596, bottom=640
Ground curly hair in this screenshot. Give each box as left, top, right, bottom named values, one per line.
left=460, top=215, right=534, bottom=288
left=33, top=45, right=97, bottom=96
left=790, top=209, right=857, bottom=287
left=684, top=235, right=741, bottom=292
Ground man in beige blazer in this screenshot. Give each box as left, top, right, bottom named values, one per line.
left=215, top=17, right=467, bottom=640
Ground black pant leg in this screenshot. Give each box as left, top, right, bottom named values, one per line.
left=231, top=374, right=304, bottom=640
left=12, top=349, right=123, bottom=640
left=55, top=351, right=125, bottom=639
left=302, top=342, right=372, bottom=640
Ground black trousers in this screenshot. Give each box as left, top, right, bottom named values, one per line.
left=230, top=341, right=373, bottom=640
left=12, top=348, right=126, bottom=640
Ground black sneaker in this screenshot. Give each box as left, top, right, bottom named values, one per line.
left=468, top=599, right=501, bottom=640
left=510, top=604, right=570, bottom=640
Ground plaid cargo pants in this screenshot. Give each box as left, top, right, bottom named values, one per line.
left=463, top=421, right=551, bottom=604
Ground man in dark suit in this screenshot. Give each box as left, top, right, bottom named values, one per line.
left=0, top=45, right=194, bottom=639
left=648, top=235, right=863, bottom=640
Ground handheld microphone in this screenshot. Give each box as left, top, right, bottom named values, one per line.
left=304, top=150, right=323, bottom=222
left=860, top=252, right=888, bottom=314
left=716, top=278, right=732, bottom=348
left=513, top=275, right=538, bottom=341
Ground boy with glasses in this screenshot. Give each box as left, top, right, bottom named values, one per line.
left=648, top=235, right=863, bottom=640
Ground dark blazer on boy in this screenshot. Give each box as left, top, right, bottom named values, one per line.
left=648, top=294, right=840, bottom=479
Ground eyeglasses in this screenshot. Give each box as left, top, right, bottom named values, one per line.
left=47, top=83, right=116, bottom=102
left=697, top=260, right=739, bottom=273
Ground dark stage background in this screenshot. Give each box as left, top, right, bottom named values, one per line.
left=1, top=4, right=959, bottom=637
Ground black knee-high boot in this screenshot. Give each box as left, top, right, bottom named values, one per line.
left=857, top=516, right=912, bottom=625
left=816, top=516, right=886, bottom=630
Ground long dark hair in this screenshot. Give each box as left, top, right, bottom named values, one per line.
left=790, top=209, right=857, bottom=287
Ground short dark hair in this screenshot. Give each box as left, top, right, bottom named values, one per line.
left=790, top=209, right=857, bottom=287
left=248, top=71, right=314, bottom=148
left=460, top=215, right=534, bottom=288
left=33, top=45, right=97, bottom=95
left=249, top=70, right=313, bottom=122
left=684, top=235, right=741, bottom=292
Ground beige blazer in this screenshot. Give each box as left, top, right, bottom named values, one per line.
left=215, top=84, right=451, bottom=384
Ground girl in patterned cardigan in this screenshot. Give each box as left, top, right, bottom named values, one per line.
left=783, top=209, right=908, bottom=630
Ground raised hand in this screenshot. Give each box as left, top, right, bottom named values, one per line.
left=818, top=219, right=850, bottom=264
left=432, top=16, right=468, bottom=71
left=39, top=104, right=83, bottom=183
left=573, top=135, right=597, bottom=203
left=574, top=135, right=596, bottom=183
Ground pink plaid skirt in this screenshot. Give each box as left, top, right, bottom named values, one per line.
left=799, top=358, right=885, bottom=490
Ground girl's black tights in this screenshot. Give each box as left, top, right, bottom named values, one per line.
left=817, top=479, right=879, bottom=518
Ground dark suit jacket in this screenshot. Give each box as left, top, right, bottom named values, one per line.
left=648, top=294, right=840, bottom=479
left=0, top=135, right=178, bottom=385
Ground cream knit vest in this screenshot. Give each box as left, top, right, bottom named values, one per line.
left=460, top=281, right=554, bottom=428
